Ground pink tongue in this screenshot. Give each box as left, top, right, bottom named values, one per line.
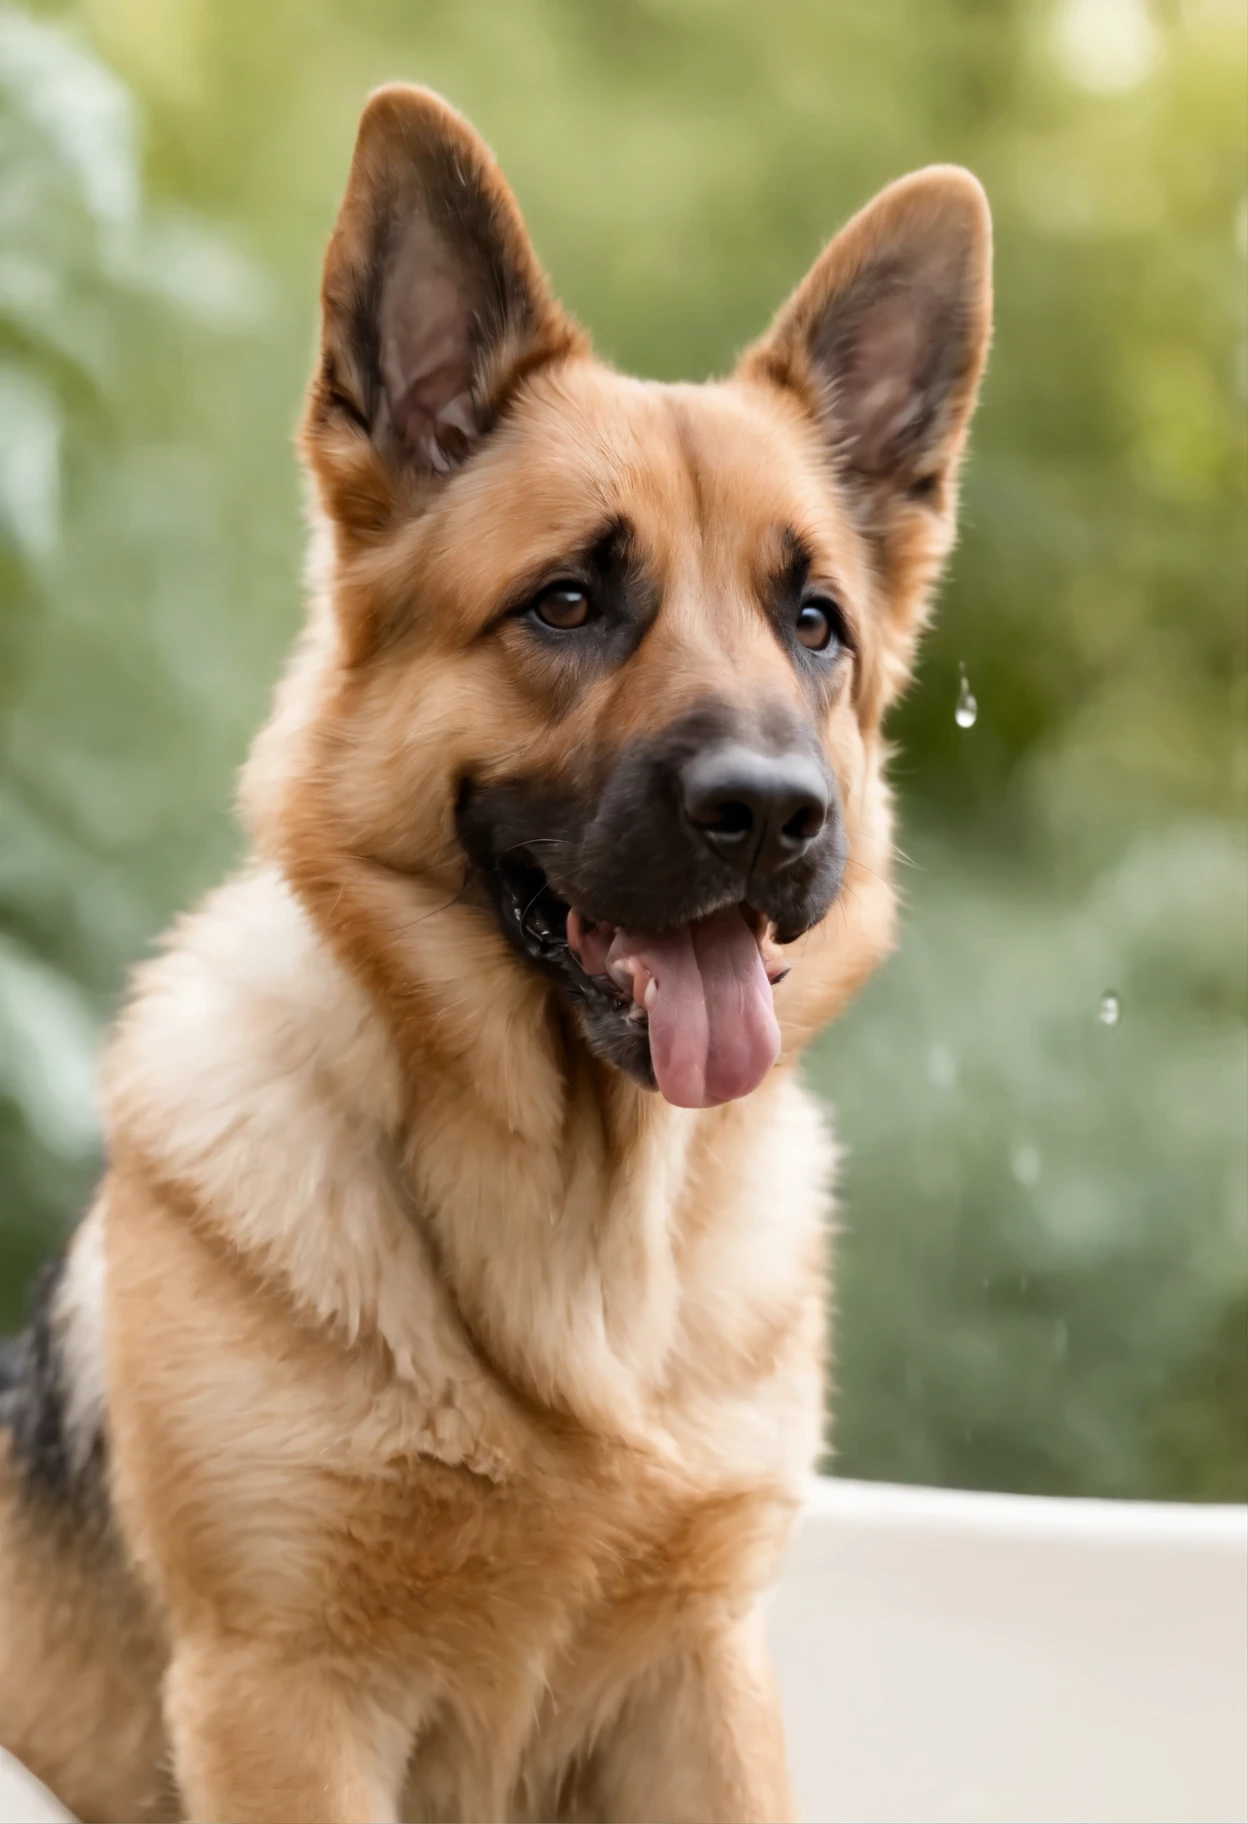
left=617, top=907, right=781, bottom=1108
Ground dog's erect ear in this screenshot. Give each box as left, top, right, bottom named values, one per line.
left=741, top=165, right=992, bottom=578
left=305, top=86, right=582, bottom=528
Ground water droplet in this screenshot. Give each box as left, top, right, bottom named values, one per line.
left=927, top=1041, right=957, bottom=1090
left=1011, top=1142, right=1041, bottom=1187
left=955, top=664, right=978, bottom=729
left=1098, top=990, right=1121, bottom=1026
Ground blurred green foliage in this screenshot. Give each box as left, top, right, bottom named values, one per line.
left=1, top=0, right=1244, bottom=1499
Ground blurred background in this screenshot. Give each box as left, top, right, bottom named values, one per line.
left=1, top=0, right=1244, bottom=1500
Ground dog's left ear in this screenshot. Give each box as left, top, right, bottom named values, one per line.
left=741, top=166, right=992, bottom=651
left=304, top=85, right=584, bottom=542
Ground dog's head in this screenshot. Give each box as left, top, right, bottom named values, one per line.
left=246, top=87, right=991, bottom=1110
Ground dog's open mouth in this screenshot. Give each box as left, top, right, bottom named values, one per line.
left=499, top=858, right=790, bottom=1108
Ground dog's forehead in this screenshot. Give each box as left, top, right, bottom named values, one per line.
left=439, top=361, right=866, bottom=601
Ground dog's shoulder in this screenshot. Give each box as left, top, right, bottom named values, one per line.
left=103, top=862, right=404, bottom=1310
left=101, top=864, right=504, bottom=1448
left=0, top=1209, right=109, bottom=1524
left=105, top=860, right=402, bottom=1164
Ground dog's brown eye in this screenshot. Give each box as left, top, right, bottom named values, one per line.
left=796, top=597, right=838, bottom=652
left=534, top=584, right=591, bottom=630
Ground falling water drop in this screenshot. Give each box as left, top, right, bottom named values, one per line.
left=1011, top=1142, right=1041, bottom=1187
left=1098, top=990, right=1121, bottom=1027
left=955, top=665, right=978, bottom=729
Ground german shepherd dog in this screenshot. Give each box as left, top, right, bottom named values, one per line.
left=0, top=87, right=991, bottom=1824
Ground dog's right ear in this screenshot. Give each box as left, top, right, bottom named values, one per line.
left=303, top=86, right=583, bottom=541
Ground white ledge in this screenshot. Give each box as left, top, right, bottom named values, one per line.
left=802, top=1470, right=1246, bottom=1543
left=770, top=1477, right=1248, bottom=1824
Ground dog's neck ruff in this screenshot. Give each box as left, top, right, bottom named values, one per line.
left=101, top=861, right=828, bottom=1480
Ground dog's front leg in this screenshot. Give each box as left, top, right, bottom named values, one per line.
left=587, top=1610, right=794, bottom=1824
left=164, top=1633, right=416, bottom=1824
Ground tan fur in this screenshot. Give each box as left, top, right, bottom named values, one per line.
left=0, top=87, right=990, bottom=1823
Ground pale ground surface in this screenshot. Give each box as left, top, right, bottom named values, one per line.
left=0, top=1750, right=72, bottom=1822
left=2, top=1477, right=1245, bottom=1824
left=772, top=1478, right=1247, bottom=1824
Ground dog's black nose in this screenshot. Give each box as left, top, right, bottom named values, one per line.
left=681, top=743, right=829, bottom=877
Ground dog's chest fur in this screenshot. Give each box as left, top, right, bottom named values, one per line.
left=93, top=863, right=828, bottom=1774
